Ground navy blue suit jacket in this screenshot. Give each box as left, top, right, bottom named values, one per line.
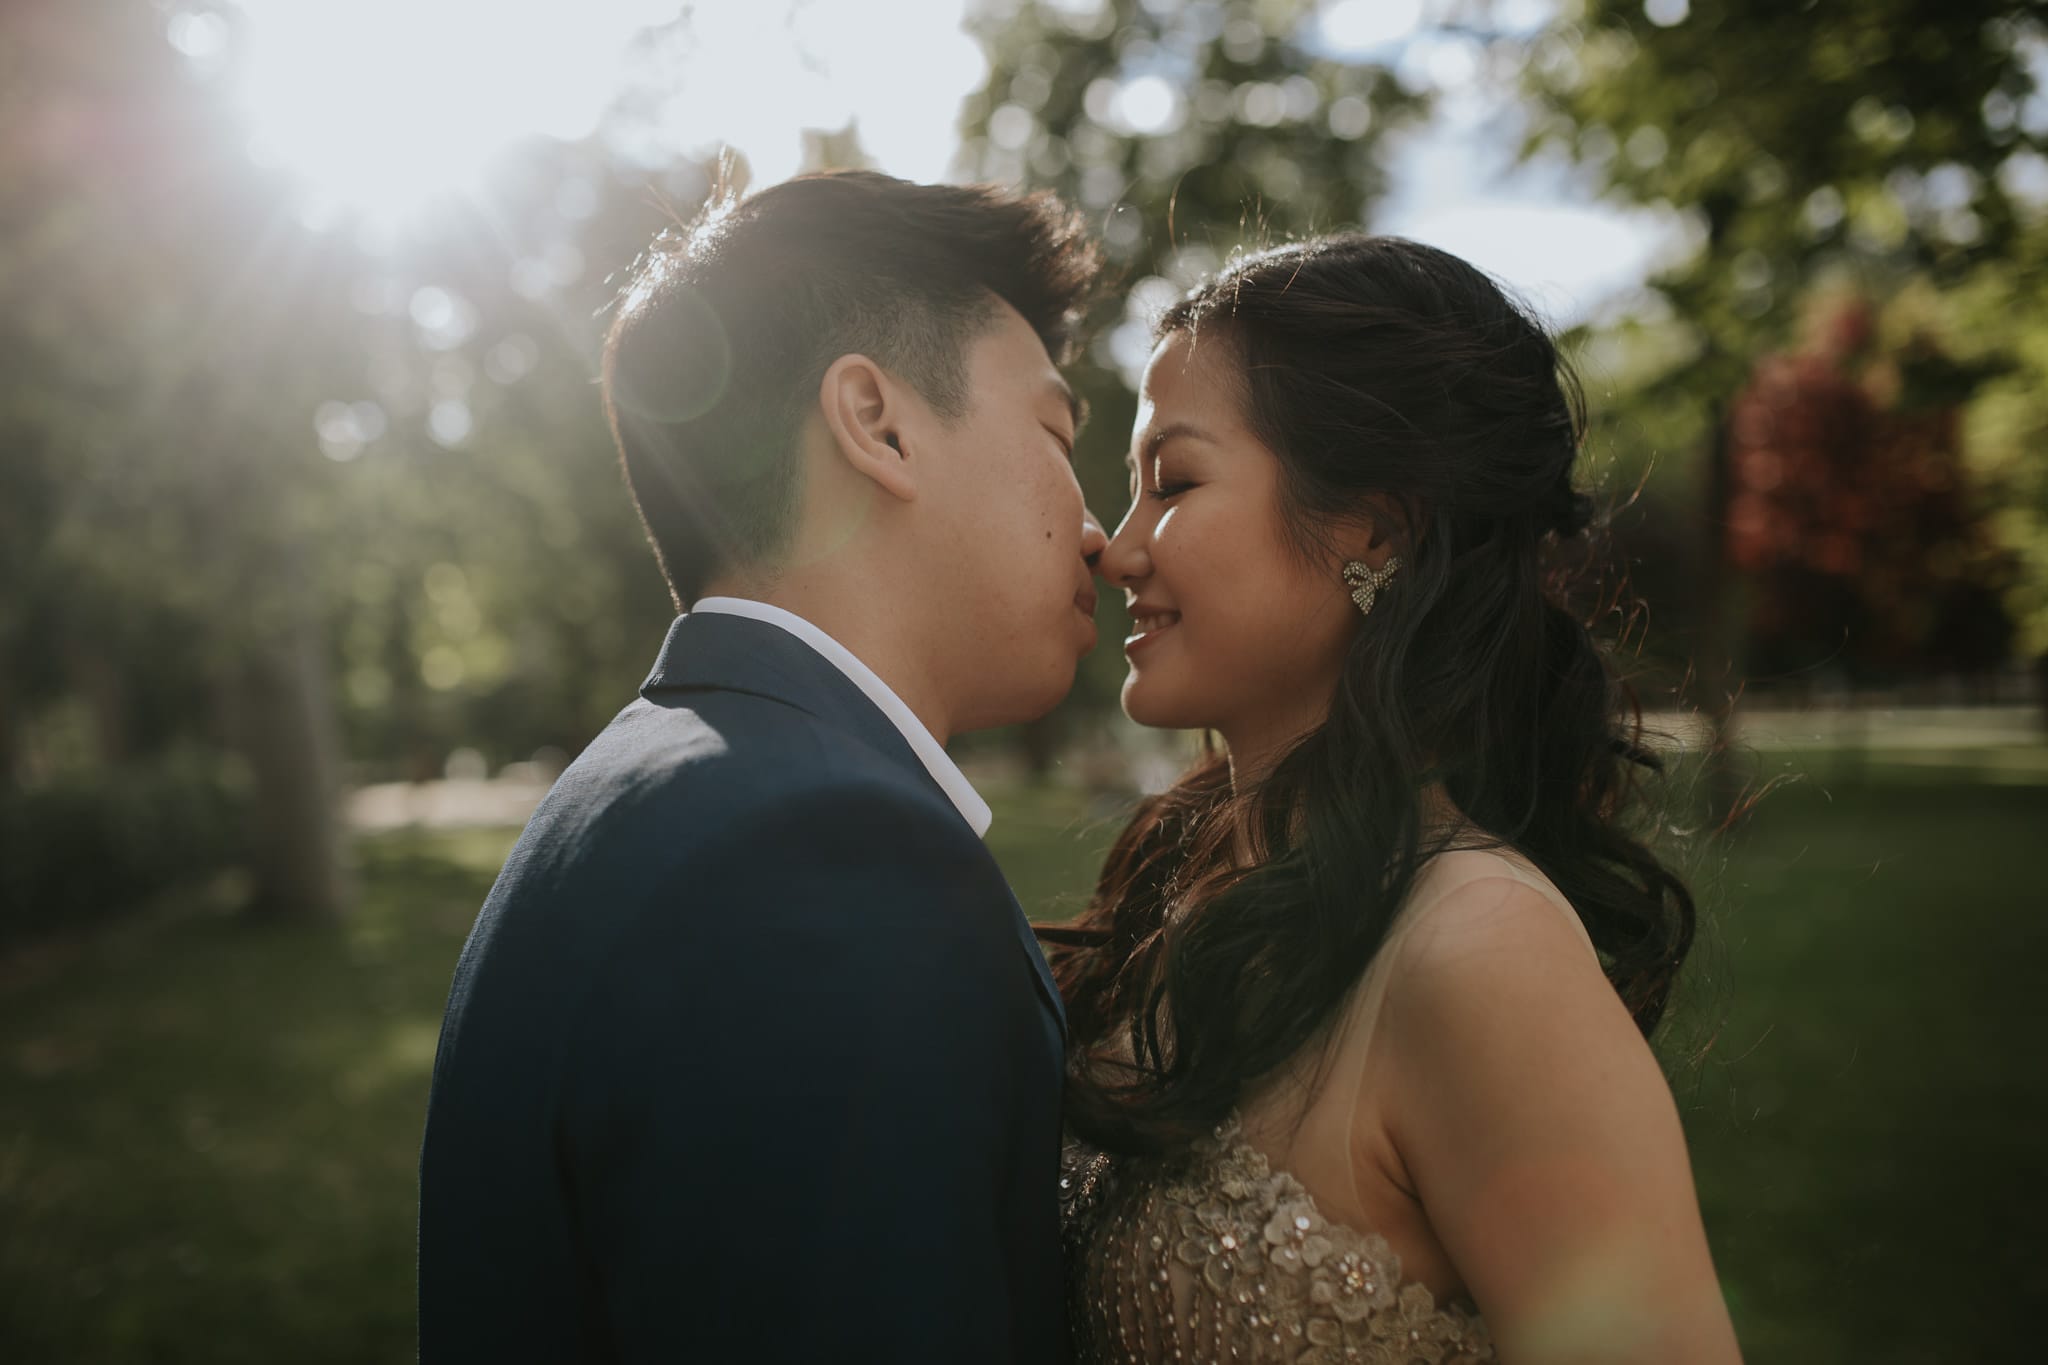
left=418, top=612, right=1069, bottom=1362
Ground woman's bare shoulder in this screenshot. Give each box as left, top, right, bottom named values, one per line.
left=1369, top=866, right=1741, bottom=1362
left=1376, top=860, right=1646, bottom=1106
left=1396, top=848, right=1602, bottom=976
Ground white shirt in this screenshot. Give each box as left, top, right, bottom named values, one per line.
left=687, top=596, right=993, bottom=837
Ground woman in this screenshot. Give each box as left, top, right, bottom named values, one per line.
left=1049, top=236, right=1742, bottom=1364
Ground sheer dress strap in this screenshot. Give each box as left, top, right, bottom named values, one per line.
left=1244, top=847, right=1600, bottom=1235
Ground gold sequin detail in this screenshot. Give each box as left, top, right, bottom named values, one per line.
left=1061, top=1115, right=1494, bottom=1364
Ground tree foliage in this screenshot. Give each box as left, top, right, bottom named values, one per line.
left=1521, top=0, right=2044, bottom=378
left=1726, top=294, right=2015, bottom=681
left=0, top=0, right=699, bottom=929
left=1516, top=0, right=2048, bottom=667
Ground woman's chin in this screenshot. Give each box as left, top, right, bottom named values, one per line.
left=1119, top=677, right=1204, bottom=732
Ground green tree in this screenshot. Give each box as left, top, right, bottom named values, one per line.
left=0, top=0, right=357, bottom=924
left=306, top=140, right=702, bottom=780
left=1724, top=292, right=2015, bottom=686
left=1520, top=0, right=2040, bottom=390
left=1514, top=0, right=2047, bottom=705
left=0, top=0, right=702, bottom=934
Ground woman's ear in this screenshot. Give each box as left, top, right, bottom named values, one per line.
left=1341, top=492, right=1413, bottom=570
left=818, top=353, right=917, bottom=503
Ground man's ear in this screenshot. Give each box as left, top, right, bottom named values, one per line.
left=818, top=353, right=917, bottom=504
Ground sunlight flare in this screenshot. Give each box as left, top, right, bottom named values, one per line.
left=204, top=0, right=984, bottom=228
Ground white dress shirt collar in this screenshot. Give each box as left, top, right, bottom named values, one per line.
left=686, top=596, right=992, bottom=837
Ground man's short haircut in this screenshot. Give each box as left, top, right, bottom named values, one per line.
left=602, top=170, right=1103, bottom=607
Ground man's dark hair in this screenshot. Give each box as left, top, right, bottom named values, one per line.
left=601, top=170, right=1103, bottom=607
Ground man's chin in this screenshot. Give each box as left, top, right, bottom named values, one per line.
left=964, top=664, right=1079, bottom=734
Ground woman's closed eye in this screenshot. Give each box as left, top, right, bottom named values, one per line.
left=1149, top=480, right=1195, bottom=501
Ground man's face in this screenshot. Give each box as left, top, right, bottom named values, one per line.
left=915, top=301, right=1102, bottom=731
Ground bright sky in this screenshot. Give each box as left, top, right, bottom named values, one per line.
left=183, top=0, right=1672, bottom=324
left=192, top=0, right=986, bottom=223
left=1366, top=36, right=1692, bottom=328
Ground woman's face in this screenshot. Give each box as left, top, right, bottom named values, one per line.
left=1099, top=330, right=1365, bottom=767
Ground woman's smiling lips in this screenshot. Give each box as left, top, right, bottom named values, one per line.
left=1124, top=603, right=1181, bottom=654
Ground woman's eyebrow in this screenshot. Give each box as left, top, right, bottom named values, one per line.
left=1143, top=422, right=1215, bottom=459
left=1127, top=421, right=1215, bottom=476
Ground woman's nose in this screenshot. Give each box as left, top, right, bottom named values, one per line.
left=1096, top=505, right=1149, bottom=586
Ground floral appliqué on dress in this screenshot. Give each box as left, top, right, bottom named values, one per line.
left=1060, top=1115, right=1494, bottom=1365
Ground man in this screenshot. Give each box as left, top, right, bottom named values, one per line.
left=418, top=170, right=1105, bottom=1361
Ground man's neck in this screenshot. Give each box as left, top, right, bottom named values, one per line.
left=695, top=582, right=954, bottom=744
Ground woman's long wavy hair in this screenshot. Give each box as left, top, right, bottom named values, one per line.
left=1046, top=235, right=1695, bottom=1157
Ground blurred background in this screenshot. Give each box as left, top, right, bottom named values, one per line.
left=2, top=0, right=2043, bottom=1359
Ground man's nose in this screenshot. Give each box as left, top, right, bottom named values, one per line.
left=1081, top=508, right=1109, bottom=569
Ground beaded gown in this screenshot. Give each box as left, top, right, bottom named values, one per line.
left=1059, top=848, right=1601, bottom=1365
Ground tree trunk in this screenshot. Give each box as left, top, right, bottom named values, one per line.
left=0, top=672, right=15, bottom=789
left=2036, top=652, right=2048, bottom=734
left=1691, top=401, right=1750, bottom=828
left=68, top=641, right=131, bottom=765
left=1016, top=711, right=1063, bottom=784
left=236, top=613, right=350, bottom=922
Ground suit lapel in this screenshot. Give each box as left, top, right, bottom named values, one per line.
left=1003, top=891, right=1068, bottom=1040
left=641, top=613, right=1068, bottom=1040
left=641, top=612, right=914, bottom=763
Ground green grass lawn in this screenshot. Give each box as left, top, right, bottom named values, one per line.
left=1668, top=776, right=2048, bottom=1362
left=0, top=773, right=2040, bottom=1362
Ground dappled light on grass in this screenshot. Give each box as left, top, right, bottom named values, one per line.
left=0, top=828, right=516, bottom=1364
left=3, top=775, right=2044, bottom=1359
left=335, top=1020, right=444, bottom=1104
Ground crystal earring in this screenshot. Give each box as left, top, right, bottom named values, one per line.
left=1341, top=556, right=1402, bottom=618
